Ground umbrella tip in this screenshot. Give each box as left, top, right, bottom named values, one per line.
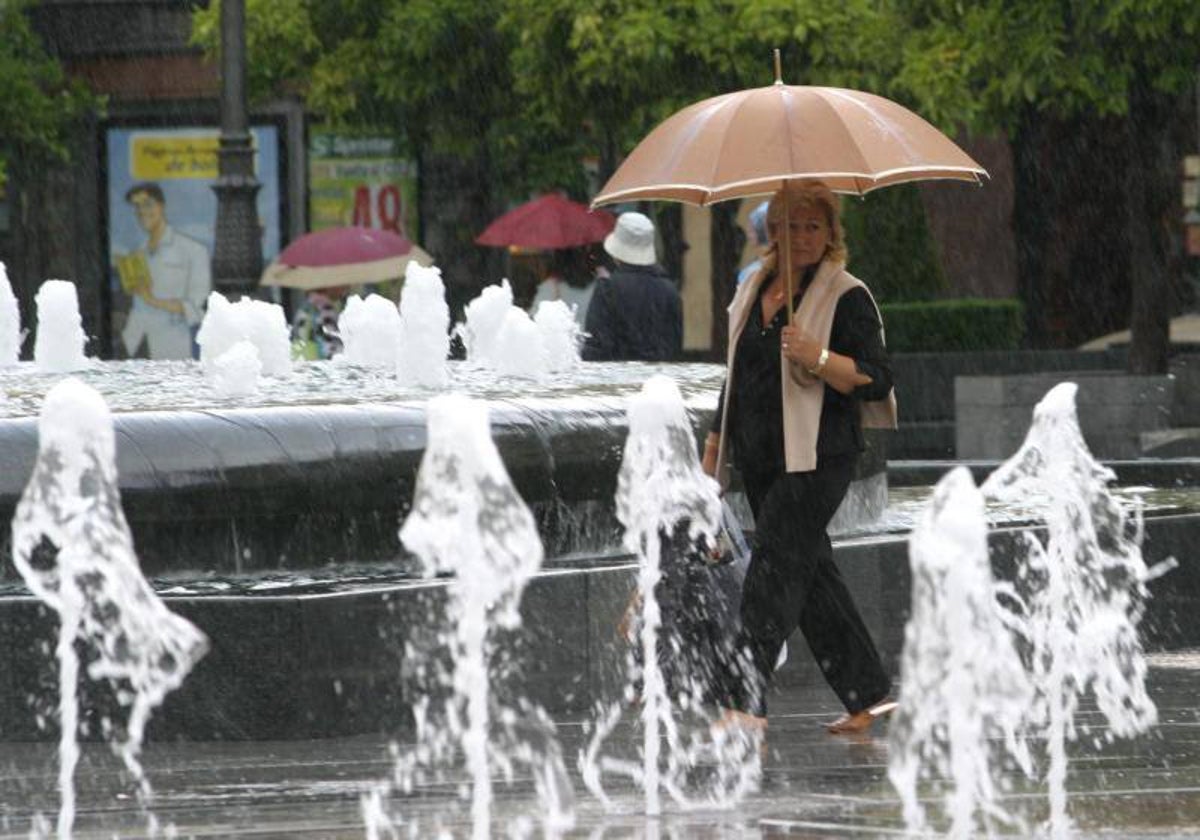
left=773, top=48, right=783, bottom=85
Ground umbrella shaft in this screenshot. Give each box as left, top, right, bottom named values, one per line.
left=782, top=183, right=794, bottom=321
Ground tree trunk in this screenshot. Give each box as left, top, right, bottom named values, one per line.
left=418, top=146, right=504, bottom=323
left=1011, top=106, right=1132, bottom=349
left=1126, top=79, right=1193, bottom=374
left=1010, top=110, right=1050, bottom=346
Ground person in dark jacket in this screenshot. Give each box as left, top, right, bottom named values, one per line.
left=582, top=212, right=682, bottom=361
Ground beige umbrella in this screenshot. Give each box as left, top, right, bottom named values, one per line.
left=260, top=226, right=433, bottom=291
left=593, top=52, right=987, bottom=311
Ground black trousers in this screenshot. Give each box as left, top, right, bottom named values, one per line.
left=730, top=453, right=891, bottom=717
left=625, top=523, right=739, bottom=707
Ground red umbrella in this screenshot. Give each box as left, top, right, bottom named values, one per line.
left=260, top=226, right=433, bottom=290
left=476, top=194, right=615, bottom=250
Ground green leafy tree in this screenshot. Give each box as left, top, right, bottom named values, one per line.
left=891, top=0, right=1200, bottom=371
left=194, top=0, right=590, bottom=312
left=501, top=0, right=943, bottom=352
left=0, top=0, right=97, bottom=189
left=193, top=0, right=1197, bottom=370
left=843, top=186, right=947, bottom=302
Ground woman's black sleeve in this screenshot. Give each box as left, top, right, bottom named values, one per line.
left=828, top=288, right=893, bottom=401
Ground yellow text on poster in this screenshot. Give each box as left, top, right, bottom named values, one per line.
left=131, top=135, right=220, bottom=180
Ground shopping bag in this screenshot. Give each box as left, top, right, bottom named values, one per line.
left=694, top=500, right=751, bottom=572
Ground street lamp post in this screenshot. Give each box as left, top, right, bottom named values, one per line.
left=211, top=0, right=262, bottom=295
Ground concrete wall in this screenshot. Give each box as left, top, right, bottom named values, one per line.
left=956, top=371, right=1175, bottom=460
left=889, top=348, right=1127, bottom=459
left=4, top=512, right=1193, bottom=740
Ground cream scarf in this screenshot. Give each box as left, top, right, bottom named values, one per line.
left=715, top=258, right=898, bottom=485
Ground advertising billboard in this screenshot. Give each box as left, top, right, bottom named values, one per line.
left=106, top=125, right=281, bottom=359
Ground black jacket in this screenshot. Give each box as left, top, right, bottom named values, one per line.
left=581, top=263, right=683, bottom=361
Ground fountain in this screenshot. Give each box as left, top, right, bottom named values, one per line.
left=32, top=281, right=88, bottom=374
left=195, top=290, right=291, bottom=376
left=0, top=261, right=23, bottom=366
left=0, top=270, right=1193, bottom=835
left=396, top=262, right=450, bottom=387
left=890, top=383, right=1175, bottom=838
left=11, top=378, right=207, bottom=837
left=582, top=375, right=760, bottom=815
left=887, top=466, right=1035, bottom=837
left=363, top=393, right=573, bottom=838
left=339, top=292, right=403, bottom=368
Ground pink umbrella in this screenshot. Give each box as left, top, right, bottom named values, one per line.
left=476, top=194, right=615, bottom=250
left=260, top=226, right=433, bottom=290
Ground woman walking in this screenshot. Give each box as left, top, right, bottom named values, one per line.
left=702, top=180, right=897, bottom=736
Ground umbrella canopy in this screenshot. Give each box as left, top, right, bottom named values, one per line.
left=476, top=193, right=615, bottom=250
left=261, top=226, right=432, bottom=290
left=593, top=84, right=986, bottom=207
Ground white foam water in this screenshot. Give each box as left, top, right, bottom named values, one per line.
left=196, top=292, right=291, bottom=377
left=33, top=280, right=89, bottom=373
left=10, top=379, right=209, bottom=838
left=338, top=292, right=402, bottom=367
left=888, top=466, right=1034, bottom=838
left=396, top=262, right=450, bottom=388
left=582, top=375, right=758, bottom=816
left=494, top=307, right=547, bottom=380
left=981, top=382, right=1162, bottom=838
left=209, top=339, right=263, bottom=397
left=460, top=279, right=514, bottom=366
left=364, top=394, right=573, bottom=839
left=890, top=382, right=1165, bottom=839
left=533, top=299, right=582, bottom=373
left=0, top=261, right=23, bottom=365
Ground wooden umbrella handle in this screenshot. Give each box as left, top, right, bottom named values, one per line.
left=782, top=181, right=794, bottom=321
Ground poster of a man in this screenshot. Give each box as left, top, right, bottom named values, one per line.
left=118, top=182, right=211, bottom=359
left=106, top=125, right=281, bottom=359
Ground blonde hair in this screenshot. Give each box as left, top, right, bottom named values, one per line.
left=761, top=180, right=848, bottom=274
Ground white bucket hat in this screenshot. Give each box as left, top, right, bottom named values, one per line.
left=603, top=212, right=657, bottom=266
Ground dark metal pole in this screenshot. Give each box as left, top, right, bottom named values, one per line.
left=211, top=0, right=262, bottom=295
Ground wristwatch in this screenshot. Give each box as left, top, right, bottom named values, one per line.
left=809, top=347, right=829, bottom=375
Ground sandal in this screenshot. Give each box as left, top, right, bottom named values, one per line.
left=825, top=697, right=898, bottom=735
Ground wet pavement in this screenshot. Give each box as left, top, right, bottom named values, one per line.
left=1, top=652, right=1198, bottom=838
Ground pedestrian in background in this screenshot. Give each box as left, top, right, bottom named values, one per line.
left=582, top=212, right=682, bottom=362
left=530, top=247, right=596, bottom=331
left=737, top=200, right=770, bottom=286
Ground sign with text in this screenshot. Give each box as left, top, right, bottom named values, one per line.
left=106, top=125, right=281, bottom=359
left=308, top=133, right=418, bottom=239
left=131, top=135, right=222, bottom=180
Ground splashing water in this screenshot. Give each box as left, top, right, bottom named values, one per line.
left=533, top=299, right=582, bottom=373
left=208, top=339, right=263, bottom=397
left=364, top=393, right=573, bottom=838
left=33, top=281, right=89, bottom=373
left=460, top=279, right=514, bottom=365
left=890, top=382, right=1168, bottom=839
left=888, top=467, right=1034, bottom=838
left=981, top=382, right=1164, bottom=838
left=396, top=262, right=449, bottom=388
left=10, top=379, right=209, bottom=837
left=494, top=307, right=548, bottom=380
left=196, top=292, right=291, bottom=376
left=338, top=292, right=402, bottom=367
left=0, top=261, right=23, bottom=365
left=582, top=375, right=758, bottom=816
